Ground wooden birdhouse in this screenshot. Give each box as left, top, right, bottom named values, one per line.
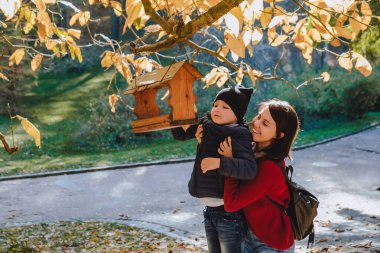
left=124, top=61, right=202, bottom=133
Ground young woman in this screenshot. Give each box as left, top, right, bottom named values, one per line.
left=201, top=99, right=300, bottom=253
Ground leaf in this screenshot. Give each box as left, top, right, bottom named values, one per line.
left=68, top=29, right=81, bottom=39
left=79, top=11, right=90, bottom=26
left=111, top=1, right=123, bottom=16
left=251, top=27, right=263, bottom=45
left=9, top=49, right=25, bottom=66
left=338, top=53, right=353, bottom=70
left=321, top=72, right=330, bottom=82
left=32, top=0, right=46, bottom=12
left=0, top=0, right=21, bottom=20
left=353, top=52, right=372, bottom=77
left=260, top=7, right=272, bottom=28
left=360, top=2, right=372, bottom=16
left=224, top=7, right=243, bottom=37
left=31, top=54, right=43, bottom=71
left=308, top=28, right=321, bottom=42
left=271, top=35, right=287, bottom=47
left=0, top=72, right=9, bottom=81
left=15, top=115, right=41, bottom=148
left=349, top=12, right=361, bottom=35
left=101, top=51, right=113, bottom=68
left=236, top=65, right=244, bottom=85
left=125, top=0, right=144, bottom=28
left=109, top=94, right=119, bottom=113
left=333, top=26, right=352, bottom=40
left=217, top=45, right=229, bottom=60
left=224, top=30, right=245, bottom=58
left=69, top=12, right=81, bottom=26
left=268, top=15, right=284, bottom=29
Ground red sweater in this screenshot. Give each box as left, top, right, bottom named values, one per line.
left=224, top=160, right=294, bottom=250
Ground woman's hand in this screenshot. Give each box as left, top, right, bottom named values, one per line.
left=218, top=137, right=233, bottom=158
left=201, top=158, right=220, bottom=173
left=195, top=125, right=203, bottom=144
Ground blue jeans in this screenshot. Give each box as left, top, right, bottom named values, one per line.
left=244, top=229, right=295, bottom=253
left=203, top=206, right=247, bottom=253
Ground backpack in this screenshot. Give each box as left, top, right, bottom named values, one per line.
left=266, top=161, right=319, bottom=248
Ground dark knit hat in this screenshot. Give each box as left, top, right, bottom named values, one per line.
left=213, top=85, right=253, bottom=123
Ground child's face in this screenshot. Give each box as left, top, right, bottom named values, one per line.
left=211, top=100, right=238, bottom=125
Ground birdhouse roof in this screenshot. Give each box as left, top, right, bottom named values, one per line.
left=124, top=61, right=202, bottom=95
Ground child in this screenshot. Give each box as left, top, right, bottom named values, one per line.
left=171, top=85, right=258, bottom=253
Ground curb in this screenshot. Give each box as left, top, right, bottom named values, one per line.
left=1, top=123, right=378, bottom=182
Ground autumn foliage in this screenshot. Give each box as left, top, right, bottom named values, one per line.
left=0, top=0, right=377, bottom=152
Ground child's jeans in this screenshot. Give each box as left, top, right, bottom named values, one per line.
left=244, top=228, right=295, bottom=253
left=203, top=205, right=246, bottom=253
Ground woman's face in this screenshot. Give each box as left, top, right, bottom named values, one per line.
left=251, top=106, right=277, bottom=148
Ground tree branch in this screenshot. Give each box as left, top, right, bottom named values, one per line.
left=178, top=0, right=244, bottom=38
left=141, top=0, right=174, bottom=35
left=131, top=36, right=186, bottom=54
left=0, top=132, right=18, bottom=155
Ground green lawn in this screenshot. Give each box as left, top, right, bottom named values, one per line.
left=0, top=69, right=379, bottom=177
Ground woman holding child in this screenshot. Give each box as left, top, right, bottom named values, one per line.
left=201, top=99, right=299, bottom=253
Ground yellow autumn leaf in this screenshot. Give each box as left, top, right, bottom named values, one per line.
left=111, top=1, right=122, bottom=16
left=308, top=28, right=321, bottom=42
left=260, top=7, right=272, bottom=29
left=252, top=27, right=263, bottom=45
left=75, top=47, right=83, bottom=63
left=236, top=65, right=244, bottom=85
left=109, top=94, right=119, bottom=113
left=360, top=2, right=372, bottom=16
left=31, top=54, right=43, bottom=71
left=321, top=72, right=330, bottom=82
left=349, top=12, right=361, bottom=35
left=69, top=12, right=81, bottom=26
left=32, top=0, right=46, bottom=12
left=271, top=34, right=287, bottom=47
left=224, top=7, right=243, bottom=37
left=9, top=48, right=25, bottom=66
left=224, top=30, right=245, bottom=58
left=68, top=29, right=81, bottom=39
left=79, top=11, right=90, bottom=26
left=353, top=52, right=372, bottom=77
left=125, top=0, right=144, bottom=28
left=45, top=40, right=58, bottom=50
left=217, top=45, right=229, bottom=60
left=0, top=0, right=21, bottom=20
left=338, top=53, right=353, bottom=70
left=15, top=115, right=41, bottom=148
left=333, top=26, right=352, bottom=40
left=0, top=72, right=9, bottom=81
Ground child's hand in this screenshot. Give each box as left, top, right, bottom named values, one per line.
left=218, top=137, right=233, bottom=158
left=201, top=158, right=220, bottom=173
left=195, top=125, right=203, bottom=144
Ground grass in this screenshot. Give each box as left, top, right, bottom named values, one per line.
left=0, top=69, right=379, bottom=177
left=0, top=221, right=206, bottom=252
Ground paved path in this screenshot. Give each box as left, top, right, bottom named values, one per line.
left=0, top=127, right=379, bottom=251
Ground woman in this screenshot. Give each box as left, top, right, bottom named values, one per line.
left=201, top=99, right=300, bottom=252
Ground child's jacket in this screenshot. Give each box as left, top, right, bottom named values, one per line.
left=171, top=114, right=257, bottom=198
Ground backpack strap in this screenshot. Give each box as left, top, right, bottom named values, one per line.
left=265, top=160, right=291, bottom=215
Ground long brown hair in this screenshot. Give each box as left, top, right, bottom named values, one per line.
left=260, top=99, right=300, bottom=161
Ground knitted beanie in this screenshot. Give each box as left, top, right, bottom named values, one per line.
left=213, top=85, right=253, bottom=123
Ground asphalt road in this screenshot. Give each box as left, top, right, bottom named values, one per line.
left=0, top=126, right=379, bottom=251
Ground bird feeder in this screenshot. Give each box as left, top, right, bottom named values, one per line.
left=124, top=61, right=202, bottom=133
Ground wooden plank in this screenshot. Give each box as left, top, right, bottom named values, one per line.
left=132, top=118, right=198, bottom=133
left=167, top=68, right=197, bottom=121
left=183, top=61, right=202, bottom=79
left=133, top=88, right=160, bottom=119
left=131, top=114, right=171, bottom=128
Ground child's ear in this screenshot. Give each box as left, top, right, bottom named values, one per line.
left=279, top=132, right=285, bottom=139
